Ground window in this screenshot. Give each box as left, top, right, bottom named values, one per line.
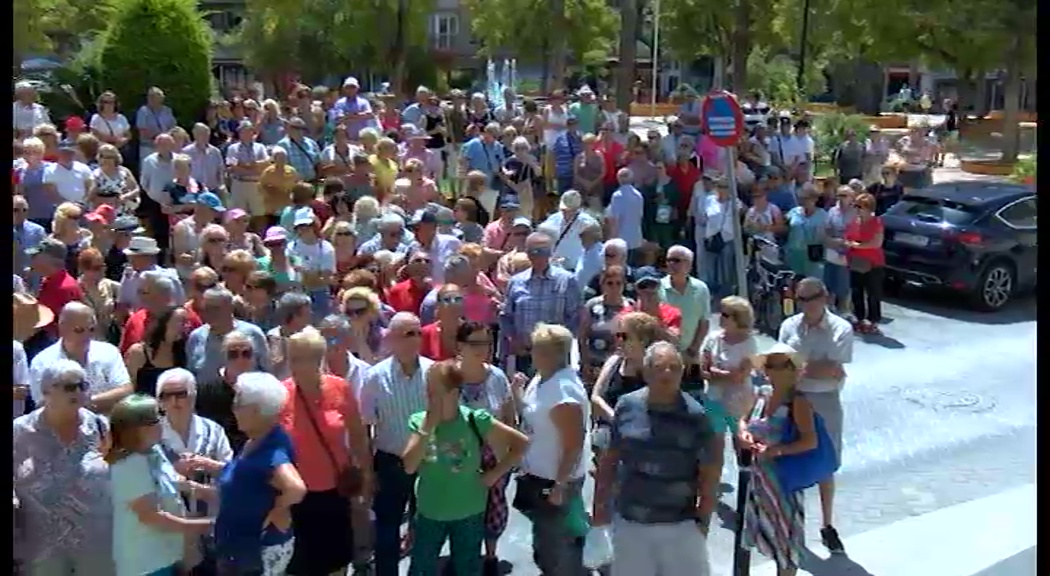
left=997, top=197, right=1037, bottom=228
left=206, top=11, right=243, bottom=33
left=430, top=14, right=459, bottom=50
left=887, top=196, right=979, bottom=225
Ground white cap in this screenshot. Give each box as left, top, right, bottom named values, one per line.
left=343, top=76, right=360, bottom=88
left=577, top=84, right=594, bottom=96
left=292, top=207, right=316, bottom=227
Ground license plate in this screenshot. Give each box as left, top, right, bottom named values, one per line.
left=895, top=232, right=930, bottom=247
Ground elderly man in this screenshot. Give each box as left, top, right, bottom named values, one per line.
left=265, top=291, right=314, bottom=380
left=277, top=116, right=321, bottom=183
left=117, top=236, right=184, bottom=310
left=417, top=254, right=474, bottom=324
left=186, top=287, right=270, bottom=383
left=13, top=81, right=52, bottom=138
left=574, top=219, right=604, bottom=290
left=494, top=86, right=521, bottom=126
left=538, top=189, right=597, bottom=271
left=584, top=238, right=635, bottom=300
left=358, top=213, right=413, bottom=256
left=660, top=117, right=688, bottom=164
left=26, top=238, right=82, bottom=337
left=135, top=86, right=177, bottom=164
left=385, top=250, right=433, bottom=315
left=331, top=77, right=374, bottom=141
left=460, top=122, right=506, bottom=189
left=119, top=271, right=203, bottom=354
left=407, top=209, right=462, bottom=283
left=29, top=302, right=132, bottom=413
left=592, top=341, right=721, bottom=576
left=569, top=85, right=599, bottom=135
left=605, top=167, right=645, bottom=261
left=42, top=143, right=93, bottom=204
left=500, top=232, right=582, bottom=376
left=226, top=120, right=271, bottom=228
left=138, top=132, right=178, bottom=254
left=182, top=123, right=226, bottom=196
left=194, top=330, right=260, bottom=452
left=359, top=312, right=433, bottom=576
left=659, top=245, right=711, bottom=364
left=400, top=86, right=432, bottom=128
left=777, top=276, right=853, bottom=555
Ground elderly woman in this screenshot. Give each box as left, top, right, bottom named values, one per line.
left=77, top=247, right=122, bottom=343
left=278, top=328, right=374, bottom=576
left=700, top=177, right=742, bottom=300
left=91, top=143, right=140, bottom=215
left=419, top=283, right=466, bottom=361
left=322, top=192, right=356, bottom=237
left=737, top=344, right=815, bottom=576
left=257, top=226, right=301, bottom=293
left=14, top=359, right=114, bottom=574
left=50, top=202, right=93, bottom=275
left=700, top=296, right=758, bottom=435
left=515, top=323, right=590, bottom=574
left=578, top=264, right=633, bottom=386
left=584, top=238, right=635, bottom=301
left=266, top=292, right=314, bottom=380
left=784, top=184, right=830, bottom=279
left=402, top=359, right=528, bottom=576
left=590, top=312, right=669, bottom=424
left=225, top=209, right=267, bottom=257
left=197, top=224, right=231, bottom=271
left=107, top=394, right=215, bottom=576
left=352, top=195, right=383, bottom=240
left=329, top=220, right=361, bottom=279
left=845, top=192, right=886, bottom=334
left=219, top=248, right=257, bottom=302
left=195, top=331, right=259, bottom=453
left=342, top=286, right=387, bottom=365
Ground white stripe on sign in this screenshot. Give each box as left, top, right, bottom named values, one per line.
left=750, top=483, right=1036, bottom=576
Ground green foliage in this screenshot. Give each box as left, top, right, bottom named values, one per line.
left=14, top=0, right=118, bottom=59
left=462, top=0, right=618, bottom=69
left=811, top=113, right=872, bottom=165
left=1009, top=154, right=1036, bottom=185
left=745, top=47, right=826, bottom=108
left=98, top=0, right=213, bottom=128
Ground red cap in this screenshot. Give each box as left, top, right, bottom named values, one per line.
left=65, top=116, right=86, bottom=131
left=86, top=204, right=116, bottom=225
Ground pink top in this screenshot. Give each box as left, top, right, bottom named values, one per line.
left=463, top=288, right=498, bottom=324
left=698, top=135, right=723, bottom=173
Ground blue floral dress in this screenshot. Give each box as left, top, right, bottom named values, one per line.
left=785, top=206, right=829, bottom=278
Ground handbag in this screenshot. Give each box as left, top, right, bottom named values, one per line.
left=806, top=243, right=824, bottom=262
left=512, top=474, right=561, bottom=518
left=773, top=396, right=840, bottom=494
left=295, top=385, right=364, bottom=499
left=704, top=232, right=726, bottom=253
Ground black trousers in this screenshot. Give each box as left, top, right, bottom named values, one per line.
left=850, top=266, right=884, bottom=323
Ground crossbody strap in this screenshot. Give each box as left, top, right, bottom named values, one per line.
left=552, top=213, right=581, bottom=253
left=294, top=384, right=343, bottom=478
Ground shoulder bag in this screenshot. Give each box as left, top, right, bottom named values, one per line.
left=295, top=384, right=364, bottom=498
left=552, top=212, right=582, bottom=255
left=773, top=395, right=840, bottom=494
left=704, top=205, right=727, bottom=253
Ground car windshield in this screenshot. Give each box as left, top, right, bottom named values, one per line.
left=887, top=195, right=979, bottom=225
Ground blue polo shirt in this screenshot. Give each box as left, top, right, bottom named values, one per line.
left=214, top=425, right=296, bottom=570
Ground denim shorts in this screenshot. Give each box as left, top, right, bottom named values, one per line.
left=824, top=262, right=851, bottom=301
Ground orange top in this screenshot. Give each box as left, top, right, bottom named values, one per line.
left=279, top=375, right=361, bottom=492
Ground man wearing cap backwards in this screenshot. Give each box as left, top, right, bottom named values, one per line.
left=277, top=116, right=322, bottom=183
left=777, top=276, right=853, bottom=555
left=134, top=86, right=177, bottom=167
left=27, top=238, right=83, bottom=338
left=539, top=189, right=598, bottom=270
left=225, top=121, right=271, bottom=229
left=407, top=208, right=462, bottom=283
left=332, top=77, right=374, bottom=141
left=13, top=81, right=52, bottom=138
left=42, top=143, right=93, bottom=204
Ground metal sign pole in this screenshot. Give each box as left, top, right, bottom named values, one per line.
left=726, top=146, right=749, bottom=297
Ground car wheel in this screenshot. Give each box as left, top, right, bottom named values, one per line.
left=884, top=274, right=904, bottom=297
left=973, top=262, right=1015, bottom=311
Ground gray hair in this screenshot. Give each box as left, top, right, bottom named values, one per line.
left=222, top=330, right=252, bottom=349
left=602, top=238, right=628, bottom=256
left=511, top=136, right=530, bottom=150
left=234, top=372, right=288, bottom=417
left=275, top=291, right=312, bottom=325
left=377, top=212, right=404, bottom=231
left=796, top=276, right=827, bottom=297
left=155, top=368, right=197, bottom=397
left=667, top=244, right=695, bottom=262
left=319, top=314, right=351, bottom=333
left=141, top=270, right=177, bottom=300
left=39, top=358, right=87, bottom=393
left=642, top=341, right=681, bottom=370
left=202, top=286, right=235, bottom=307
left=58, top=301, right=96, bottom=325
left=444, top=254, right=471, bottom=274
left=271, top=145, right=288, bottom=158
left=358, top=127, right=380, bottom=141
left=389, top=311, right=421, bottom=331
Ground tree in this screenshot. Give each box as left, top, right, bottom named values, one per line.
left=13, top=0, right=117, bottom=70
left=462, top=0, right=618, bottom=90
left=97, top=0, right=213, bottom=128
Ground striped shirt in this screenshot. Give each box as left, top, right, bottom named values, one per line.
left=359, top=356, right=434, bottom=455
left=276, top=135, right=321, bottom=181
left=181, top=143, right=226, bottom=192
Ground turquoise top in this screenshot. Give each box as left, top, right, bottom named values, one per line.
left=110, top=445, right=186, bottom=576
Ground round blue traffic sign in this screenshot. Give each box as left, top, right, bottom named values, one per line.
left=701, top=91, right=746, bottom=147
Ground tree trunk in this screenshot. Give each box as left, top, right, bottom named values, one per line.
left=615, top=0, right=639, bottom=110
left=1000, top=38, right=1023, bottom=163
left=730, top=0, right=750, bottom=94
left=390, top=0, right=410, bottom=97
left=540, top=37, right=551, bottom=93
left=549, top=0, right=568, bottom=90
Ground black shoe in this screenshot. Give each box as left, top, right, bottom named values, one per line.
left=821, top=525, right=846, bottom=555
left=483, top=556, right=501, bottom=576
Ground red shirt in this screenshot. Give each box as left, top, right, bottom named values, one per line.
left=624, top=302, right=682, bottom=332
left=420, top=322, right=457, bottom=361
left=119, top=307, right=203, bottom=354
left=38, top=270, right=82, bottom=336
left=309, top=199, right=332, bottom=224
left=846, top=216, right=886, bottom=267
left=385, top=279, right=431, bottom=315
left=598, top=141, right=626, bottom=185
left=667, top=160, right=702, bottom=214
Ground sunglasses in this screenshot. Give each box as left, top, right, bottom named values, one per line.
left=335, top=231, right=354, bottom=237
left=226, top=348, right=253, bottom=360
left=346, top=306, right=370, bottom=316
left=796, top=292, right=825, bottom=303
left=196, top=282, right=218, bottom=291
left=206, top=237, right=226, bottom=244
left=527, top=248, right=552, bottom=257
left=71, top=325, right=96, bottom=335
left=159, top=390, right=190, bottom=400
left=510, top=230, right=529, bottom=237
left=58, top=381, right=89, bottom=393
left=439, top=295, right=465, bottom=305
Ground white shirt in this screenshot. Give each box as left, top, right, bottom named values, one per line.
left=777, top=311, right=854, bottom=393
left=90, top=113, right=131, bottom=138
left=539, top=209, right=598, bottom=270
left=781, top=136, right=809, bottom=167
left=43, top=161, right=93, bottom=203
left=574, top=242, right=604, bottom=291
left=13, top=341, right=28, bottom=418
left=542, top=106, right=569, bottom=149
left=520, top=367, right=590, bottom=481
left=288, top=239, right=336, bottom=273
left=704, top=196, right=739, bottom=240
left=605, top=185, right=645, bottom=250
left=29, top=340, right=131, bottom=404
left=13, top=102, right=51, bottom=134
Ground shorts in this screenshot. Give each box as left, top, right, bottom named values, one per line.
left=823, top=262, right=851, bottom=302
left=230, top=179, right=267, bottom=217
left=800, top=390, right=844, bottom=462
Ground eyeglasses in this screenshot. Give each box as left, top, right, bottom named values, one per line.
left=346, top=306, right=370, bottom=316
left=410, top=258, right=431, bottom=265
left=196, top=282, right=218, bottom=291
left=226, top=348, right=253, bottom=360
left=58, top=381, right=89, bottom=393
left=159, top=390, right=190, bottom=400
left=439, top=295, right=465, bottom=305
left=720, top=311, right=734, bottom=319
left=70, top=325, right=96, bottom=335
left=335, top=231, right=354, bottom=237
left=527, top=247, right=552, bottom=257
left=666, top=257, right=683, bottom=264
left=796, top=292, right=825, bottom=303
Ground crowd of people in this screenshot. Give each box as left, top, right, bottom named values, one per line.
left=14, top=77, right=865, bottom=576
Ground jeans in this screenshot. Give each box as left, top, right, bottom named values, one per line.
left=373, top=450, right=417, bottom=576
left=850, top=266, right=884, bottom=323
left=703, top=245, right=737, bottom=300
left=527, top=479, right=587, bottom=576
left=408, top=513, right=484, bottom=576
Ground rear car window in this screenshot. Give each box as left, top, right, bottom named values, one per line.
left=886, top=196, right=979, bottom=225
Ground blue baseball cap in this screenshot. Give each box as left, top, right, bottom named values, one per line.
left=195, top=191, right=226, bottom=212
left=634, top=266, right=665, bottom=287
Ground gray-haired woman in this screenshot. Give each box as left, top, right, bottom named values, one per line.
left=182, top=372, right=306, bottom=576
left=265, top=291, right=315, bottom=381
left=14, top=359, right=115, bottom=575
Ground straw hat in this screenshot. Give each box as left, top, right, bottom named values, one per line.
left=753, top=342, right=802, bottom=370
left=13, top=292, right=54, bottom=335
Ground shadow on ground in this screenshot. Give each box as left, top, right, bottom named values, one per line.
left=798, top=549, right=878, bottom=576
left=885, top=288, right=1036, bottom=326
